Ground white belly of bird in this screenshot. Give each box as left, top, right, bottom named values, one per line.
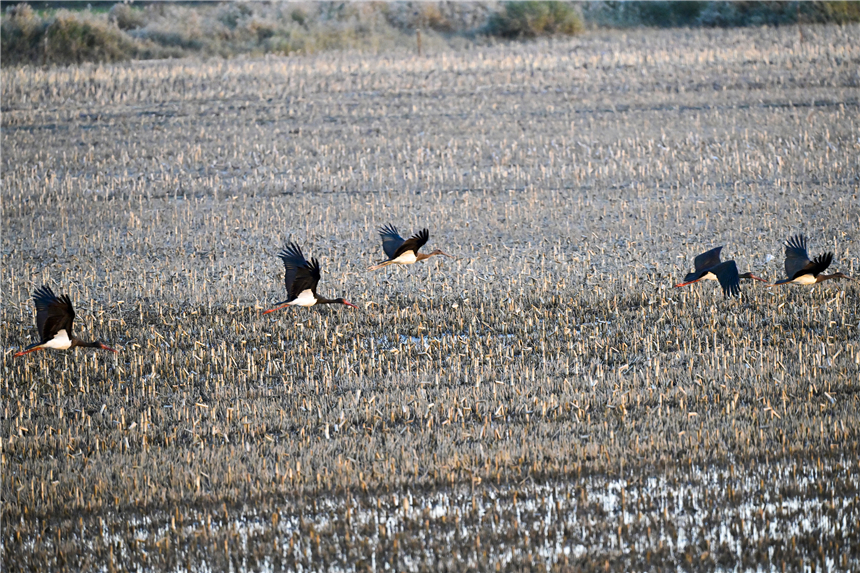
left=702, top=272, right=717, bottom=281
left=43, top=329, right=72, bottom=350
left=289, top=289, right=317, bottom=307
left=793, top=274, right=817, bottom=285
left=393, top=251, right=417, bottom=265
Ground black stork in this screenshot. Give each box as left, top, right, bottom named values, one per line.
left=264, top=241, right=357, bottom=314
left=674, top=246, right=768, bottom=297
left=14, top=285, right=118, bottom=357
left=770, top=234, right=854, bottom=286
left=368, top=224, right=450, bottom=271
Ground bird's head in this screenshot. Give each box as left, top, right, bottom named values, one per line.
left=338, top=298, right=358, bottom=309
left=429, top=249, right=451, bottom=258
left=739, top=272, right=768, bottom=283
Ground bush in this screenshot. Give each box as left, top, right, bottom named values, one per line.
left=486, top=1, right=583, bottom=38
left=5, top=2, right=857, bottom=68
left=216, top=3, right=253, bottom=30
left=583, top=1, right=860, bottom=29
left=383, top=2, right=475, bottom=33
left=629, top=2, right=704, bottom=27
left=108, top=3, right=146, bottom=31
left=804, top=1, right=860, bottom=24
left=45, top=10, right=138, bottom=64
left=3, top=4, right=142, bottom=65
left=1, top=3, right=48, bottom=65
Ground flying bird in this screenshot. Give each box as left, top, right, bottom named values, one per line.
left=770, top=234, right=854, bottom=286
left=14, top=285, right=118, bottom=357
left=674, top=246, right=768, bottom=297
left=368, top=224, right=450, bottom=271
left=264, top=242, right=357, bottom=314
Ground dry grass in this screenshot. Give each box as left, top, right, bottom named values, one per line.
left=2, top=24, right=860, bottom=571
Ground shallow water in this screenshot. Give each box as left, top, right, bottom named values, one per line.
left=41, top=456, right=853, bottom=572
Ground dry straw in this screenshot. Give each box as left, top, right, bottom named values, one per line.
left=2, top=23, right=859, bottom=571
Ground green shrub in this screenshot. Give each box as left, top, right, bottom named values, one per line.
left=1, top=3, right=49, bottom=65
left=108, top=3, right=146, bottom=31
left=5, top=1, right=856, bottom=68
left=382, top=2, right=477, bottom=33
left=45, top=10, right=138, bottom=64
left=216, top=3, right=253, bottom=30
left=631, top=1, right=704, bottom=27
left=290, top=8, right=308, bottom=27
left=583, top=1, right=860, bottom=28
left=486, top=1, right=583, bottom=38
left=805, top=1, right=860, bottom=24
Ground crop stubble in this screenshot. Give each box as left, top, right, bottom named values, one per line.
left=2, top=25, right=859, bottom=571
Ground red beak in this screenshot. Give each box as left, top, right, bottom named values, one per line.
left=343, top=300, right=358, bottom=309
left=101, top=344, right=119, bottom=353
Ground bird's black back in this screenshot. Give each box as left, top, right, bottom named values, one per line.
left=393, top=228, right=429, bottom=259
left=278, top=242, right=321, bottom=301
left=32, top=285, right=75, bottom=341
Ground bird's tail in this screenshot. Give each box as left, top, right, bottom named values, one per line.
left=368, top=260, right=396, bottom=271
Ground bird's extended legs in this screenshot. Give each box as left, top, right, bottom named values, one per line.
left=13, top=346, right=42, bottom=357
left=263, top=303, right=290, bottom=315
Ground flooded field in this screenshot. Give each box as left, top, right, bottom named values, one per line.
left=10, top=457, right=859, bottom=571
left=2, top=24, right=859, bottom=571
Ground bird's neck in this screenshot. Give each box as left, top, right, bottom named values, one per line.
left=72, top=339, right=99, bottom=349
left=314, top=296, right=339, bottom=305
left=816, top=273, right=843, bottom=283
left=416, top=252, right=433, bottom=262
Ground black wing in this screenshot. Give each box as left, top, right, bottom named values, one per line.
left=805, top=252, right=833, bottom=279
left=783, top=234, right=832, bottom=279
left=712, top=260, right=740, bottom=298
left=378, top=224, right=405, bottom=260
left=693, top=246, right=722, bottom=273
left=32, top=285, right=75, bottom=341
left=784, top=234, right=811, bottom=278
left=278, top=242, right=320, bottom=300
left=394, top=228, right=429, bottom=259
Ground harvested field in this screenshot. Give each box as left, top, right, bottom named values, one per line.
left=2, top=24, right=860, bottom=571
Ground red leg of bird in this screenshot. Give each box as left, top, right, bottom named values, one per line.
left=743, top=274, right=770, bottom=285
left=14, top=347, right=42, bottom=357
left=263, top=304, right=290, bottom=315
left=368, top=260, right=396, bottom=271
left=673, top=278, right=702, bottom=288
